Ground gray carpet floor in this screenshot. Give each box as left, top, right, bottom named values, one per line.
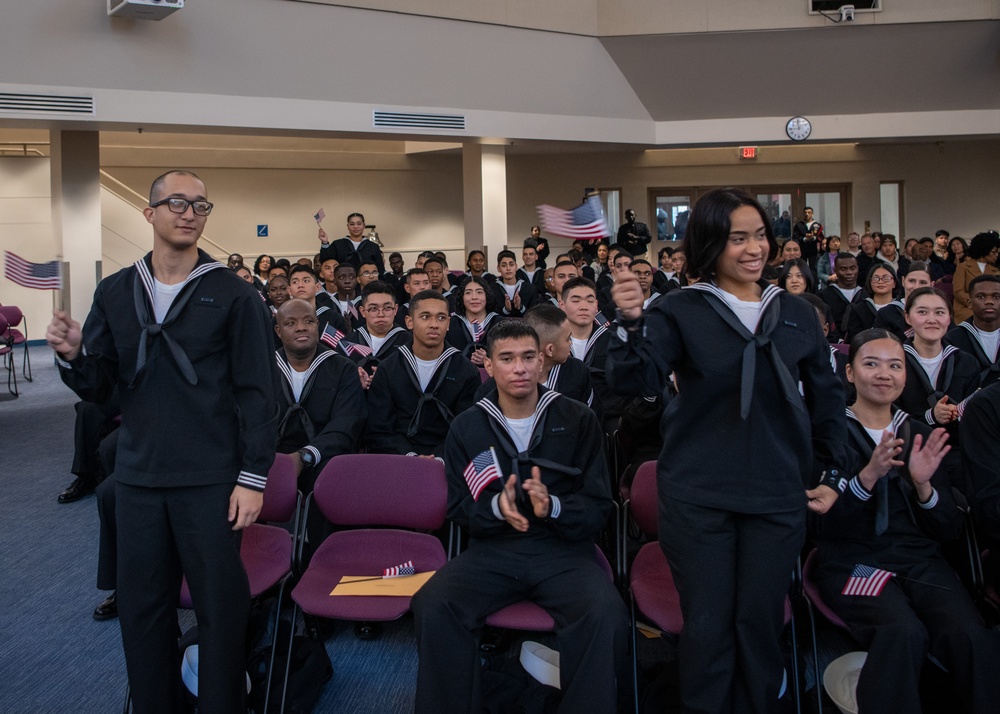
left=0, top=347, right=417, bottom=713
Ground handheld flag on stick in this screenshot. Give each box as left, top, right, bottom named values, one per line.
left=4, top=251, right=62, bottom=290
left=314, top=208, right=326, bottom=224
left=320, top=324, right=345, bottom=349
left=342, top=340, right=373, bottom=357
left=463, top=447, right=502, bottom=501
left=842, top=564, right=895, bottom=596
left=536, top=195, right=609, bottom=242
left=383, top=560, right=415, bottom=578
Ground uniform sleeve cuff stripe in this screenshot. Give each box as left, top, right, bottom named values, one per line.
left=849, top=477, right=873, bottom=501
left=549, top=495, right=561, bottom=518
left=304, top=445, right=321, bottom=463
left=238, top=471, right=267, bottom=491
left=54, top=355, right=73, bottom=370
left=918, top=488, right=939, bottom=509
left=491, top=494, right=504, bottom=521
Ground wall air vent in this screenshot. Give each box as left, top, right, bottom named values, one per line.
left=373, top=111, right=466, bottom=132
left=809, top=0, right=881, bottom=12
left=0, top=92, right=95, bottom=116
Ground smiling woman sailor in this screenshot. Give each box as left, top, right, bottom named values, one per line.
left=607, top=187, right=849, bottom=713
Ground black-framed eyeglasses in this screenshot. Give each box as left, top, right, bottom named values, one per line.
left=150, top=197, right=214, bottom=216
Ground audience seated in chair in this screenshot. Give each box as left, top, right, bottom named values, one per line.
left=411, top=320, right=628, bottom=714
left=365, top=290, right=479, bottom=458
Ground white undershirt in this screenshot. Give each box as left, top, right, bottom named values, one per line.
left=864, top=425, right=893, bottom=445
left=571, top=337, right=589, bottom=361
left=336, top=298, right=353, bottom=314
left=978, top=262, right=987, bottom=274
left=500, top=281, right=519, bottom=300
left=369, top=333, right=389, bottom=355
left=834, top=285, right=861, bottom=302
left=718, top=289, right=763, bottom=334
left=153, top=279, right=184, bottom=323
left=350, top=238, right=363, bottom=251
left=915, top=349, right=945, bottom=386
left=504, top=415, right=534, bottom=453
left=523, top=268, right=539, bottom=283
left=289, top=368, right=308, bottom=401
left=415, top=357, right=437, bottom=392
left=973, top=325, right=1000, bottom=362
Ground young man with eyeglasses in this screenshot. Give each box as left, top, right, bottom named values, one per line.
left=347, top=281, right=412, bottom=389
left=46, top=170, right=277, bottom=713
left=365, top=290, right=479, bottom=458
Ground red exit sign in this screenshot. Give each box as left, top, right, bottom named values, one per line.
left=740, top=146, right=758, bottom=159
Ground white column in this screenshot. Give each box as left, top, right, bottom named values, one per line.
left=463, top=142, right=507, bottom=266
left=50, top=131, right=102, bottom=321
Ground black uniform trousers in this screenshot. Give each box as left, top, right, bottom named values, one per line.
left=817, top=553, right=1000, bottom=714
left=116, top=482, right=249, bottom=714
left=660, top=496, right=804, bottom=714
left=412, top=538, right=628, bottom=714
left=70, top=397, right=119, bottom=481
left=95, top=429, right=121, bottom=590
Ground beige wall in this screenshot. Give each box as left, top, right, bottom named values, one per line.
left=4, top=138, right=998, bottom=334
left=0, top=157, right=57, bottom=344
left=295, top=0, right=1000, bottom=35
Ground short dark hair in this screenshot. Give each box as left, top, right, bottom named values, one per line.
left=334, top=263, right=356, bottom=276
left=361, top=280, right=396, bottom=304
left=658, top=246, right=674, bottom=261
left=455, top=275, right=497, bottom=317
left=422, top=257, right=444, bottom=270
left=848, top=328, right=901, bottom=366
left=904, top=261, right=930, bottom=277
left=935, top=229, right=950, bottom=239
left=418, top=251, right=437, bottom=260
left=904, top=286, right=951, bottom=315
left=275, top=258, right=292, bottom=269
left=778, top=259, right=815, bottom=293
left=149, top=170, right=202, bottom=204
left=486, top=319, right=539, bottom=357
left=630, top=259, right=653, bottom=271
left=497, top=250, right=517, bottom=265
left=288, top=264, right=317, bottom=280
left=358, top=260, right=378, bottom=270
left=561, top=276, right=597, bottom=300
left=834, top=252, right=858, bottom=265
left=347, top=212, right=365, bottom=223
left=524, top=303, right=568, bottom=343
left=684, top=188, right=777, bottom=282
left=389, top=251, right=402, bottom=260
left=968, top=274, right=1000, bottom=295
left=405, top=268, right=428, bottom=284
left=613, top=250, right=634, bottom=265
left=918, top=237, right=934, bottom=245
left=966, top=231, right=1000, bottom=261
left=409, top=289, right=448, bottom=314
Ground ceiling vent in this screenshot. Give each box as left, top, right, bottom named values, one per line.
left=0, top=92, right=95, bottom=116
left=373, top=111, right=466, bottom=132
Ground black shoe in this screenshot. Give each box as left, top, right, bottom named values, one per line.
left=93, top=592, right=118, bottom=621
left=354, top=621, right=382, bottom=640
left=58, top=477, right=96, bottom=504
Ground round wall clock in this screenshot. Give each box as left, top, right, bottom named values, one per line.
left=785, top=116, right=812, bottom=141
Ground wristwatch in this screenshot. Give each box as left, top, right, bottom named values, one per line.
left=298, top=449, right=315, bottom=467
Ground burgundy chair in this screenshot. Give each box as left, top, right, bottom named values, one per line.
left=177, top=453, right=301, bottom=712
left=0, top=312, right=16, bottom=397
left=0, top=306, right=31, bottom=381
left=280, top=454, right=448, bottom=708
left=483, top=544, right=615, bottom=631
left=831, top=342, right=850, bottom=357
left=625, top=462, right=800, bottom=714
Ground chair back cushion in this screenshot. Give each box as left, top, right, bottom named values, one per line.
left=259, top=453, right=299, bottom=523
left=313, top=454, right=447, bottom=530
left=630, top=461, right=659, bottom=536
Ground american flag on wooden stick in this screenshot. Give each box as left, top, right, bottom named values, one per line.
left=4, top=251, right=61, bottom=290
left=536, top=195, right=609, bottom=242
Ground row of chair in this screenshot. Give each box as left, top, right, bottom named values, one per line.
left=1, top=304, right=31, bottom=398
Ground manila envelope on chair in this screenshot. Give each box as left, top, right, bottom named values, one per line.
left=330, top=571, right=436, bottom=597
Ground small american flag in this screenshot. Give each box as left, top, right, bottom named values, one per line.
left=383, top=560, right=415, bottom=578
left=536, top=195, right=609, bottom=242
left=471, top=319, right=484, bottom=342
left=342, top=340, right=373, bottom=357
left=320, top=324, right=345, bottom=349
left=463, top=447, right=502, bottom=501
left=314, top=208, right=326, bottom=224
left=842, top=564, right=895, bottom=596
left=594, top=312, right=610, bottom=328
left=4, top=251, right=61, bottom=290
